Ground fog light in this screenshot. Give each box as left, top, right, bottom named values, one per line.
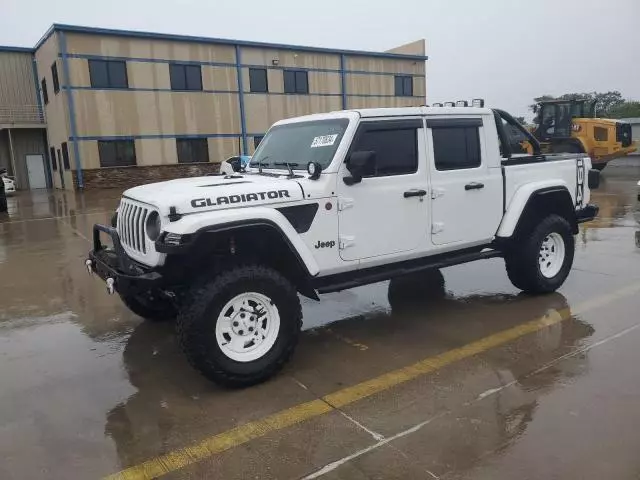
left=163, top=232, right=183, bottom=246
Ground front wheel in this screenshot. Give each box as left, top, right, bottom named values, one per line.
left=176, top=265, right=302, bottom=387
left=504, top=215, right=575, bottom=294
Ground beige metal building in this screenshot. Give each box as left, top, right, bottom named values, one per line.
left=1, top=24, right=427, bottom=190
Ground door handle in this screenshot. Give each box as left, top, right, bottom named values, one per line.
left=404, top=189, right=427, bottom=198
left=464, top=182, right=484, bottom=191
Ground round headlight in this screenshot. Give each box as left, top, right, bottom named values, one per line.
left=146, top=211, right=162, bottom=241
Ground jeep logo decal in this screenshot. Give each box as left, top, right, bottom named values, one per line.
left=191, top=190, right=290, bottom=208
left=315, top=240, right=336, bottom=249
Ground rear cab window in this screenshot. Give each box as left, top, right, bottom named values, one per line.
left=427, top=118, right=483, bottom=170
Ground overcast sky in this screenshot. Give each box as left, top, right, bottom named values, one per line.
left=2, top=0, right=638, bottom=118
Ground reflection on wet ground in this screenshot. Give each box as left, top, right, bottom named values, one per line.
left=1, top=165, right=640, bottom=479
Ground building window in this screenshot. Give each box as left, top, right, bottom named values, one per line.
left=351, top=126, right=418, bottom=177
left=253, top=135, right=264, bottom=150
left=41, top=78, right=49, bottom=105
left=98, top=140, right=137, bottom=167
left=169, top=64, right=203, bottom=91
left=51, top=62, right=60, bottom=94
left=50, top=146, right=56, bottom=171
left=176, top=138, right=209, bottom=163
left=394, top=75, right=413, bottom=97
left=89, top=60, right=129, bottom=89
left=283, top=70, right=309, bottom=94
left=61, top=142, right=71, bottom=170
left=249, top=68, right=268, bottom=93
left=432, top=126, right=481, bottom=171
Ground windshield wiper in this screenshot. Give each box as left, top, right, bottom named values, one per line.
left=274, top=162, right=300, bottom=178
left=249, top=155, right=269, bottom=173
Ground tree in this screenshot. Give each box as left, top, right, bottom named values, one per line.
left=608, top=101, right=640, bottom=119
left=514, top=116, right=528, bottom=126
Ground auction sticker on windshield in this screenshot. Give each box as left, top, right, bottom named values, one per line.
left=311, top=134, right=338, bottom=148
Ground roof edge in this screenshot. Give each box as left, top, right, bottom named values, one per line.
left=37, top=23, right=427, bottom=61
left=0, top=45, right=34, bottom=53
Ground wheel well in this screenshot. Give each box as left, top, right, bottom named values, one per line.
left=172, top=223, right=318, bottom=299
left=513, top=188, right=578, bottom=238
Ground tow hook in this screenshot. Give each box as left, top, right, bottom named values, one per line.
left=106, top=277, right=115, bottom=295
left=85, top=259, right=93, bottom=275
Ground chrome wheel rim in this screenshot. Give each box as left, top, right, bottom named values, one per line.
left=538, top=232, right=565, bottom=278
left=215, top=292, right=280, bottom=362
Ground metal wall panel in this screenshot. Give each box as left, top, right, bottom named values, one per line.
left=65, top=33, right=236, bottom=64
left=243, top=94, right=342, bottom=134
left=71, top=90, right=241, bottom=137
left=0, top=51, right=38, bottom=109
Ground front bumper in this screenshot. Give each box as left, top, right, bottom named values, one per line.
left=87, top=224, right=162, bottom=295
left=576, top=204, right=599, bottom=224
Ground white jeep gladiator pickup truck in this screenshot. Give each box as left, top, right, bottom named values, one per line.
left=87, top=106, right=600, bottom=386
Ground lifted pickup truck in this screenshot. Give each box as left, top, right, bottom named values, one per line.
left=87, top=106, right=600, bottom=386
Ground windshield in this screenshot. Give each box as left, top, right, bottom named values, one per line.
left=250, top=119, right=349, bottom=170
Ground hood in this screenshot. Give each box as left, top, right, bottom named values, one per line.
left=123, top=173, right=304, bottom=216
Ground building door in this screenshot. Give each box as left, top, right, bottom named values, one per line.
left=26, top=155, right=47, bottom=189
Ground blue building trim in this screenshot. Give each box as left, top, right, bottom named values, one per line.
left=58, top=32, right=84, bottom=188
left=68, top=86, right=239, bottom=94
left=61, top=52, right=426, bottom=77
left=64, top=53, right=237, bottom=68
left=340, top=54, right=347, bottom=110
left=66, top=85, right=420, bottom=98
left=34, top=25, right=57, bottom=51
left=0, top=45, right=34, bottom=53
left=46, top=24, right=428, bottom=62
left=235, top=45, right=248, bottom=156
left=70, top=133, right=241, bottom=141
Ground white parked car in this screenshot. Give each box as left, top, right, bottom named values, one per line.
left=2, top=176, right=16, bottom=196
left=87, top=106, right=600, bottom=387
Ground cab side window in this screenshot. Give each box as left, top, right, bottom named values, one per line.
left=431, top=126, right=481, bottom=170
left=351, top=123, right=419, bottom=177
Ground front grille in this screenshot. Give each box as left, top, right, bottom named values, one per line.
left=616, top=122, right=632, bottom=147
left=117, top=199, right=150, bottom=254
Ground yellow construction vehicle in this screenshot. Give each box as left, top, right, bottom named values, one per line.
left=531, top=99, right=636, bottom=170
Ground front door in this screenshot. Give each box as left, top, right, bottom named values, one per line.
left=25, top=154, right=47, bottom=189
left=428, top=117, right=502, bottom=246
left=337, top=119, right=428, bottom=261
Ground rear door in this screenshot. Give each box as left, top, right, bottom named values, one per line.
left=427, top=117, right=502, bottom=246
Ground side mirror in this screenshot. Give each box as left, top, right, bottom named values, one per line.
left=344, top=151, right=375, bottom=185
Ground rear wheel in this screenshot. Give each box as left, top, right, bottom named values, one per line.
left=176, top=265, right=302, bottom=387
left=504, top=215, right=575, bottom=294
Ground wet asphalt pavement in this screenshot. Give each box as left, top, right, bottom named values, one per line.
left=1, top=162, right=640, bottom=480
